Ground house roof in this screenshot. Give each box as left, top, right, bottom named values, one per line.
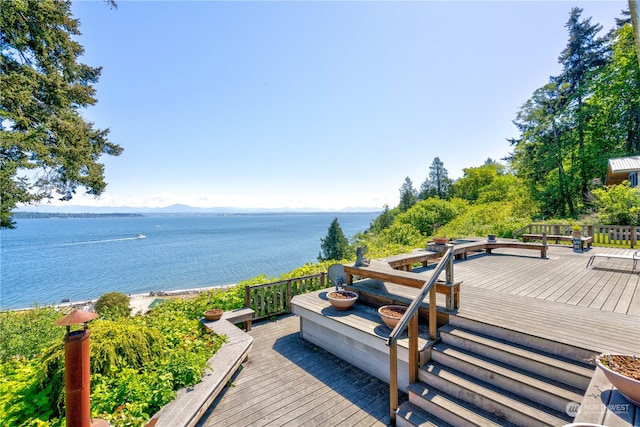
left=607, top=155, right=640, bottom=185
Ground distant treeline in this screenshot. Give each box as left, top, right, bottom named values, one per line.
left=14, top=212, right=144, bottom=219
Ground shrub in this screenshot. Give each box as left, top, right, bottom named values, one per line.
left=0, top=306, right=63, bottom=362
left=95, top=292, right=131, bottom=320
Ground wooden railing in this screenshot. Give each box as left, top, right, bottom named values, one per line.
left=244, top=273, right=327, bottom=321
left=386, top=245, right=454, bottom=425
left=591, top=225, right=638, bottom=248
left=514, top=224, right=638, bottom=248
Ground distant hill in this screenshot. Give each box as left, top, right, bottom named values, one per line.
left=15, top=204, right=382, bottom=215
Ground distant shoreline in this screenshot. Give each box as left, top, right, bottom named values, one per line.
left=10, top=284, right=234, bottom=314
left=13, top=212, right=144, bottom=219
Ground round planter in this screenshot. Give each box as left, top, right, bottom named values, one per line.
left=432, top=237, right=449, bottom=245
left=596, top=354, right=640, bottom=406
left=204, top=309, right=223, bottom=321
left=327, top=290, right=358, bottom=311
left=378, top=305, right=408, bottom=328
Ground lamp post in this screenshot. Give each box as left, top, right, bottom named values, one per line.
left=54, top=309, right=109, bottom=427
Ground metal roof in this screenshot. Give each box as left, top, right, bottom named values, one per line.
left=609, top=156, right=640, bottom=173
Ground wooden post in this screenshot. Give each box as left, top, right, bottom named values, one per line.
left=429, top=287, right=437, bottom=340
left=390, top=344, right=398, bottom=425
left=632, top=227, right=637, bottom=249
left=542, top=232, right=547, bottom=247
left=446, top=252, right=453, bottom=285
left=409, top=314, right=418, bottom=384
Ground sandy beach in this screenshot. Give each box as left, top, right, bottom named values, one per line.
left=52, top=285, right=234, bottom=316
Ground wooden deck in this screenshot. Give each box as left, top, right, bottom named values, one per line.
left=449, top=245, right=640, bottom=317
left=197, top=245, right=640, bottom=426
left=196, top=314, right=407, bottom=427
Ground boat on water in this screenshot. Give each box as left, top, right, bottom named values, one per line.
left=136, top=234, right=146, bottom=239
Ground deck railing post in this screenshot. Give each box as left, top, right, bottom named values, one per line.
left=409, top=313, right=418, bottom=384
left=390, top=344, right=398, bottom=425
left=286, top=280, right=292, bottom=312
left=632, top=227, right=637, bottom=249
left=429, top=286, right=437, bottom=340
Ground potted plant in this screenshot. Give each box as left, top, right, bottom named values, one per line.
left=327, top=290, right=358, bottom=310
left=378, top=305, right=408, bottom=328
left=204, top=308, right=223, bottom=321
left=571, top=225, right=582, bottom=238
left=596, top=354, right=640, bottom=406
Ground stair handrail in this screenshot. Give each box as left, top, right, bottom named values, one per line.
left=386, top=244, right=454, bottom=425
left=386, top=245, right=453, bottom=347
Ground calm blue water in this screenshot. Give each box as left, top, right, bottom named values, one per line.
left=0, top=212, right=378, bottom=310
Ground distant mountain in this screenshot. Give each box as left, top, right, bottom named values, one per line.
left=15, top=203, right=381, bottom=214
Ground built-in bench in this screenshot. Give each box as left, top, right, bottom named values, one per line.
left=522, top=233, right=593, bottom=251
left=426, top=239, right=548, bottom=260
left=147, top=309, right=254, bottom=427
left=343, top=262, right=460, bottom=311
left=346, top=278, right=459, bottom=325
left=220, top=307, right=254, bottom=331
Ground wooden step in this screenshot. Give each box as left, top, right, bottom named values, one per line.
left=447, top=315, right=597, bottom=364
left=430, top=343, right=584, bottom=413
left=438, top=324, right=594, bottom=390
left=395, top=402, right=454, bottom=427
left=419, top=364, right=571, bottom=426
left=405, top=382, right=517, bottom=427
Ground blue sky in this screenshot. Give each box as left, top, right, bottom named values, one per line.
left=53, top=0, right=628, bottom=211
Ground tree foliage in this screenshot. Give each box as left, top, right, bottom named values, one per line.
left=591, top=181, right=640, bottom=225
left=0, top=0, right=123, bottom=228
left=318, top=217, right=350, bottom=261
left=508, top=7, right=639, bottom=218
left=398, top=176, right=418, bottom=212
left=420, top=157, right=452, bottom=200
left=95, top=292, right=131, bottom=320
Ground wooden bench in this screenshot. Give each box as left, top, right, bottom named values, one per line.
left=427, top=239, right=548, bottom=259
left=149, top=310, right=254, bottom=427
left=220, top=307, right=254, bottom=331
left=343, top=263, right=460, bottom=310
left=346, top=278, right=460, bottom=325
left=378, top=250, right=441, bottom=271
left=586, top=251, right=639, bottom=272
left=522, top=233, right=593, bottom=250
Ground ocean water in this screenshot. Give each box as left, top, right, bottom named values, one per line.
left=0, top=212, right=378, bottom=310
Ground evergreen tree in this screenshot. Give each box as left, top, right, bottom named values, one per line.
left=0, top=0, right=123, bottom=228
left=398, top=177, right=418, bottom=212
left=318, top=217, right=350, bottom=261
left=557, top=7, right=609, bottom=202
left=420, top=157, right=452, bottom=200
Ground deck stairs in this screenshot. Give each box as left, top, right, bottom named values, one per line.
left=396, top=316, right=595, bottom=427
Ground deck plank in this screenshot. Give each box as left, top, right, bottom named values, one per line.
left=197, top=315, right=406, bottom=427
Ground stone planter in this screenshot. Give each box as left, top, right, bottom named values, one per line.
left=378, top=305, right=408, bottom=328
left=327, top=290, right=358, bottom=311
left=596, top=354, right=640, bottom=406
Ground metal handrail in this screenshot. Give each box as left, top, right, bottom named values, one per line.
left=386, top=245, right=453, bottom=347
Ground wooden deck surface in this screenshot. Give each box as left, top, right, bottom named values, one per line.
left=197, top=314, right=407, bottom=427
left=198, top=245, right=639, bottom=426
left=449, top=245, right=640, bottom=316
